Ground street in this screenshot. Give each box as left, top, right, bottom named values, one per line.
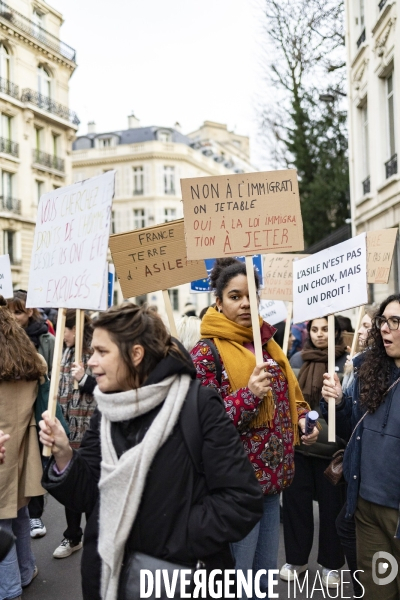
left=23, top=496, right=355, bottom=600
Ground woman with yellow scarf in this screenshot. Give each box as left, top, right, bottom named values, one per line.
left=191, top=258, right=318, bottom=599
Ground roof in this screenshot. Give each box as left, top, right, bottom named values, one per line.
left=73, top=126, right=192, bottom=151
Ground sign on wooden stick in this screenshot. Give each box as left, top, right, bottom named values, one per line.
left=181, top=170, right=304, bottom=260
left=109, top=219, right=207, bottom=299
left=26, top=171, right=115, bottom=310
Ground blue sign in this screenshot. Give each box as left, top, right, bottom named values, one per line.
left=191, top=255, right=263, bottom=293
left=107, top=265, right=115, bottom=308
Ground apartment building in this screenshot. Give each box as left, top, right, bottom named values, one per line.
left=345, top=0, right=399, bottom=301
left=72, top=118, right=255, bottom=314
left=0, top=0, right=78, bottom=289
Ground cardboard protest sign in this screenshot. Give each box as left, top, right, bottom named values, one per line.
left=259, top=299, right=288, bottom=326
left=181, top=170, right=304, bottom=261
left=367, top=228, right=398, bottom=284
left=261, top=253, right=309, bottom=301
left=191, top=255, right=263, bottom=293
left=0, top=254, right=13, bottom=299
left=293, top=233, right=368, bottom=324
left=26, top=171, right=115, bottom=310
left=109, top=219, right=207, bottom=299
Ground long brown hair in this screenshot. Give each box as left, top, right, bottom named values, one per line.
left=65, top=309, right=93, bottom=353
left=0, top=296, right=47, bottom=381
left=93, top=302, right=189, bottom=388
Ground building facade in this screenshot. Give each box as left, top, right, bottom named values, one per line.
left=0, top=0, right=78, bottom=290
left=72, top=118, right=255, bottom=315
left=345, top=0, right=399, bottom=301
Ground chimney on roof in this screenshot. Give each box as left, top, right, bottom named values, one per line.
left=128, top=113, right=140, bottom=129
left=174, top=121, right=182, bottom=132
left=87, top=121, right=96, bottom=134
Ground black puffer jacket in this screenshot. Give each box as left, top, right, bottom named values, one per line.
left=42, top=346, right=263, bottom=600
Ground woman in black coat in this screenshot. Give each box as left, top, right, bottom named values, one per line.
left=40, top=303, right=263, bottom=600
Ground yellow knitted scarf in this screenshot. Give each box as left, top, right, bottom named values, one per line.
left=201, top=307, right=307, bottom=445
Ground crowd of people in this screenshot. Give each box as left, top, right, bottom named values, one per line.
left=0, top=260, right=399, bottom=600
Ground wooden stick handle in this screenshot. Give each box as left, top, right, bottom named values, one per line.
left=282, top=302, right=293, bottom=357
left=43, top=308, right=67, bottom=457
left=327, top=313, right=336, bottom=443
left=350, top=306, right=365, bottom=358
left=162, top=289, right=178, bottom=339
left=73, top=310, right=84, bottom=390
left=245, top=256, right=263, bottom=364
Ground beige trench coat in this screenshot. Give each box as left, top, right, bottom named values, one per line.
left=0, top=379, right=45, bottom=519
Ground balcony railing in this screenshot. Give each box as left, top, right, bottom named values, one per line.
left=357, top=28, right=366, bottom=48
left=385, top=154, right=398, bottom=179
left=33, top=149, right=65, bottom=172
left=0, top=136, right=18, bottom=157
left=0, top=195, right=21, bottom=214
left=0, top=0, right=76, bottom=62
left=362, top=176, right=371, bottom=195
left=0, top=76, right=19, bottom=99
left=379, top=0, right=387, bottom=10
left=21, top=89, right=80, bottom=126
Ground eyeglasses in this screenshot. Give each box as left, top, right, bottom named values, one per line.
left=374, top=315, right=400, bottom=331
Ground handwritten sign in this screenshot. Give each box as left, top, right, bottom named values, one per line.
left=259, top=299, right=288, bottom=325
left=293, top=234, right=368, bottom=323
left=367, top=228, right=398, bottom=284
left=0, top=254, right=13, bottom=298
left=109, top=219, right=207, bottom=298
left=181, top=170, right=304, bottom=260
left=26, top=171, right=115, bottom=310
left=191, top=255, right=263, bottom=292
left=261, top=253, right=309, bottom=301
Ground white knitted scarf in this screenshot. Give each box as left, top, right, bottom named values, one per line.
left=95, top=373, right=191, bottom=600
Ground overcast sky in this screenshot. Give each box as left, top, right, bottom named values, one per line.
left=49, top=0, right=268, bottom=167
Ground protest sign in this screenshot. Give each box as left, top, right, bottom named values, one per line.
left=109, top=219, right=206, bottom=298
left=292, top=234, right=368, bottom=324
left=0, top=254, right=13, bottom=299
left=259, top=299, right=288, bottom=326
left=26, top=171, right=115, bottom=310
left=191, top=255, right=263, bottom=293
left=261, top=253, right=309, bottom=355
left=367, top=228, right=398, bottom=284
left=109, top=219, right=207, bottom=336
left=261, top=253, right=309, bottom=301
left=181, top=170, right=304, bottom=261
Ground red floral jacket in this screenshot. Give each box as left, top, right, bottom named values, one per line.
left=191, top=327, right=308, bottom=495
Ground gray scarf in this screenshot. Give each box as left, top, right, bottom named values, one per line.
left=95, top=373, right=191, bottom=600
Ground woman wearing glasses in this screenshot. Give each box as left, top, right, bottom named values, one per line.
left=322, top=294, right=400, bottom=599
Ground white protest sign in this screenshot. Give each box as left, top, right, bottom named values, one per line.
left=26, top=171, right=115, bottom=310
left=0, top=254, right=13, bottom=299
left=259, top=299, right=288, bottom=326
left=293, top=233, right=368, bottom=323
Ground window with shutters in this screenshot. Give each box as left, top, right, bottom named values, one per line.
left=164, top=166, right=175, bottom=195
left=133, top=166, right=144, bottom=195
left=164, top=208, right=177, bottom=222
left=133, top=208, right=146, bottom=229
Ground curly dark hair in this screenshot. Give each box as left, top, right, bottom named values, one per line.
left=93, top=302, right=191, bottom=389
left=358, top=294, right=400, bottom=413
left=209, top=257, right=259, bottom=300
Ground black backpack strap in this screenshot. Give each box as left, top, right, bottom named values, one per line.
left=201, top=338, right=222, bottom=387
left=180, top=379, right=204, bottom=475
